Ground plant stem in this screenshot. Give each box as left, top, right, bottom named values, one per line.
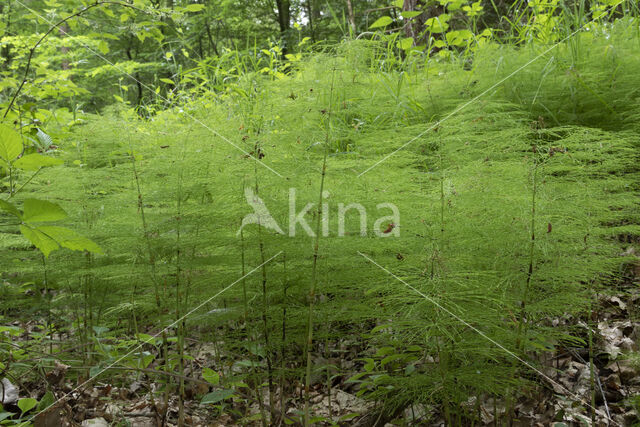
left=280, top=253, right=288, bottom=419
left=304, top=67, right=336, bottom=426
left=517, top=159, right=538, bottom=349
left=253, top=137, right=275, bottom=420
left=175, top=165, right=185, bottom=427
left=588, top=278, right=596, bottom=424
left=130, top=149, right=161, bottom=308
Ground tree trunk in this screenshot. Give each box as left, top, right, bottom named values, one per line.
left=275, top=0, right=291, bottom=35
left=346, top=0, right=356, bottom=35
left=205, top=22, right=219, bottom=56
left=59, top=23, right=70, bottom=70
left=275, top=0, right=291, bottom=53
left=306, top=0, right=315, bottom=42
left=403, top=0, right=426, bottom=44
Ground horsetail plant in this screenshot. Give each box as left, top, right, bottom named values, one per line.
left=304, top=67, right=336, bottom=426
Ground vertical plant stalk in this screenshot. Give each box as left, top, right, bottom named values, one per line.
left=435, top=141, right=452, bottom=424
left=126, top=255, right=147, bottom=389
left=175, top=166, right=185, bottom=427
left=130, top=150, right=161, bottom=308
left=82, top=252, right=93, bottom=362
left=129, top=134, right=168, bottom=423
left=239, top=182, right=268, bottom=427
left=304, top=68, right=336, bottom=426
left=326, top=336, right=333, bottom=420
left=253, top=137, right=275, bottom=420
left=161, top=330, right=170, bottom=425
left=78, top=187, right=95, bottom=363
left=587, top=274, right=597, bottom=424
left=517, top=157, right=538, bottom=348
left=41, top=254, right=54, bottom=355
left=509, top=146, right=540, bottom=422
left=280, top=253, right=288, bottom=419
left=241, top=182, right=249, bottom=323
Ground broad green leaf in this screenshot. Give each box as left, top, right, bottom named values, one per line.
left=392, top=0, right=404, bottom=8
left=380, top=354, right=404, bottom=367
left=18, top=398, right=38, bottom=414
left=201, top=389, right=234, bottom=404
left=369, top=16, right=393, bottom=29
left=37, top=391, right=55, bottom=411
left=345, top=371, right=367, bottom=383
left=339, top=413, right=360, bottom=421
left=14, top=153, right=63, bottom=171
left=184, top=4, right=205, bottom=12
left=93, top=326, right=110, bottom=336
left=202, top=368, right=220, bottom=385
left=138, top=352, right=155, bottom=368
left=37, top=226, right=103, bottom=254
left=363, top=358, right=375, bottom=372
left=0, top=199, right=21, bottom=218
left=0, top=124, right=23, bottom=162
left=20, top=225, right=59, bottom=257
left=89, top=365, right=101, bottom=378
left=101, top=7, right=115, bottom=17
left=446, top=29, right=473, bottom=46
left=397, top=37, right=414, bottom=50
left=375, top=346, right=395, bottom=357
left=97, top=32, right=119, bottom=41
left=401, top=11, right=423, bottom=18
left=97, top=40, right=110, bottom=54
left=298, top=36, right=311, bottom=47
left=22, top=199, right=68, bottom=223
left=463, top=1, right=483, bottom=17
left=439, top=0, right=465, bottom=11
left=0, top=411, right=15, bottom=422
left=160, top=78, right=175, bottom=85
left=425, top=14, right=450, bottom=33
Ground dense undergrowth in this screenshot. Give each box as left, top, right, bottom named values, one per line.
left=2, top=16, right=640, bottom=426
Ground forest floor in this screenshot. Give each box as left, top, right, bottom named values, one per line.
left=5, top=268, right=640, bottom=426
